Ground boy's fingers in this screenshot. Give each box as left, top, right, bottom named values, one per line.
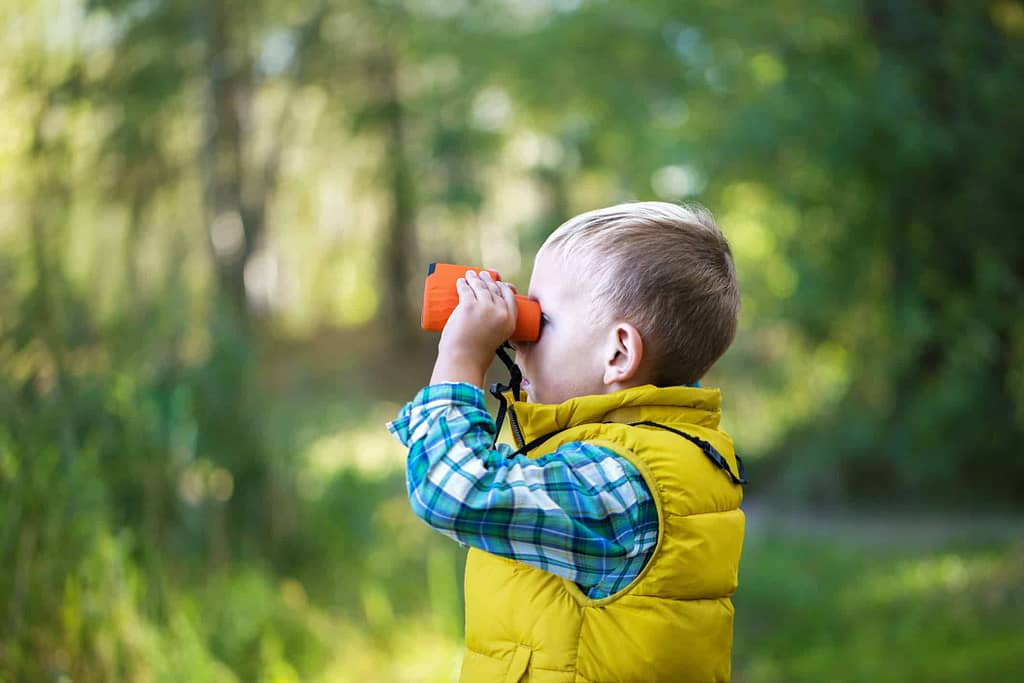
left=466, top=270, right=497, bottom=302
left=463, top=271, right=485, bottom=300
left=498, top=282, right=517, bottom=313
left=455, top=277, right=476, bottom=302
left=479, top=271, right=504, bottom=300
left=482, top=271, right=517, bottom=299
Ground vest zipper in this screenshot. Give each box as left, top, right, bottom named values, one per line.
left=508, top=405, right=526, bottom=449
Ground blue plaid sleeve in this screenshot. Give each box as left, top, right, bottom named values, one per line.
left=386, top=382, right=658, bottom=599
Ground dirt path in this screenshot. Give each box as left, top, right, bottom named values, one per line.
left=743, top=500, right=1024, bottom=549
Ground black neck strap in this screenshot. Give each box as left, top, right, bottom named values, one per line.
left=484, top=348, right=747, bottom=486
left=489, top=342, right=523, bottom=447
left=629, top=420, right=748, bottom=486
left=494, top=416, right=749, bottom=487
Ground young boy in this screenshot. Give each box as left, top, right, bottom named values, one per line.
left=387, top=202, right=745, bottom=682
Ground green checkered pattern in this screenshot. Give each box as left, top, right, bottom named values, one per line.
left=387, top=382, right=657, bottom=599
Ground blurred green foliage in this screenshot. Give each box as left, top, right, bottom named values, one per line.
left=1, top=0, right=1022, bottom=680
left=736, top=515, right=1024, bottom=682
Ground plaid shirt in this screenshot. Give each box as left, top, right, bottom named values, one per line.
left=386, top=382, right=658, bottom=599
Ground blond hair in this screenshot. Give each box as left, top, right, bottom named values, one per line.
left=543, top=201, right=739, bottom=385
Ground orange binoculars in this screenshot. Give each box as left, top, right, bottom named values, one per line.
left=420, top=263, right=542, bottom=342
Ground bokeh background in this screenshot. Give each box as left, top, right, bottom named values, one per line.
left=2, top=0, right=1023, bottom=681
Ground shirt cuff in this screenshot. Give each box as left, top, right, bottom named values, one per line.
left=385, top=381, right=487, bottom=445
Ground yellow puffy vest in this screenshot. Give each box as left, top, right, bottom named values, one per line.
left=460, top=384, right=745, bottom=683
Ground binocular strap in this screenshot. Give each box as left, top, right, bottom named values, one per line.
left=483, top=342, right=745, bottom=485
left=489, top=343, right=525, bottom=448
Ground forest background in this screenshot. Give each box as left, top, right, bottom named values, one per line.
left=2, top=1, right=1022, bottom=681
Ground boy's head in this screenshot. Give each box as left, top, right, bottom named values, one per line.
left=512, top=201, right=739, bottom=404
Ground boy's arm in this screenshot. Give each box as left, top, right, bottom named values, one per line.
left=386, top=382, right=658, bottom=598
left=387, top=268, right=656, bottom=597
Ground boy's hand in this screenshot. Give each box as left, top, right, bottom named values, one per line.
left=430, top=270, right=518, bottom=388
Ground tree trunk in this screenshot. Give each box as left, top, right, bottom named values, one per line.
left=28, top=107, right=77, bottom=468
left=201, top=0, right=260, bottom=328
left=376, top=47, right=419, bottom=346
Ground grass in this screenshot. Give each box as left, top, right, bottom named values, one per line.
left=733, top=509, right=1024, bottom=683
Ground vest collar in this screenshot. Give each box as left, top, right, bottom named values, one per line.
left=509, top=384, right=721, bottom=445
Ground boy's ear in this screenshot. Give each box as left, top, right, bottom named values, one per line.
left=603, top=322, right=645, bottom=386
